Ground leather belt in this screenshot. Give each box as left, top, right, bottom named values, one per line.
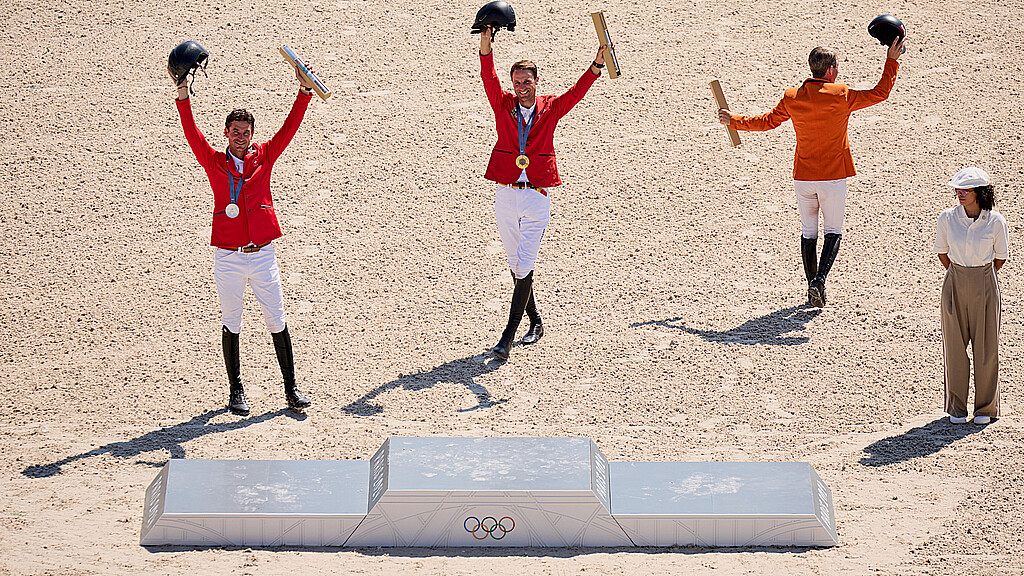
left=504, top=182, right=548, bottom=196
left=218, top=241, right=272, bottom=253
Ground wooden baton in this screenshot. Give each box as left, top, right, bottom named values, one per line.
left=709, top=80, right=741, bottom=147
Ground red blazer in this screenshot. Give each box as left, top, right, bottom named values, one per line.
left=176, top=92, right=312, bottom=248
left=480, top=51, right=598, bottom=188
left=730, top=58, right=899, bottom=181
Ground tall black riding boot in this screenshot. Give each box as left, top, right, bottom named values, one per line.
left=272, top=325, right=311, bottom=410
left=809, top=233, right=841, bottom=307
left=511, top=270, right=544, bottom=345
left=800, top=236, right=818, bottom=283
left=522, top=287, right=544, bottom=345
left=492, top=272, right=534, bottom=360
left=223, top=326, right=250, bottom=416
left=801, top=236, right=818, bottom=304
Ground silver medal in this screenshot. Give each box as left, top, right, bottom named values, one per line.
left=225, top=203, right=240, bottom=219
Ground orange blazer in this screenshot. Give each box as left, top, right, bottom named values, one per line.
left=730, top=58, right=899, bottom=181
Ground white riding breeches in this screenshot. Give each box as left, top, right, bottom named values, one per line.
left=213, top=243, right=287, bottom=334
left=494, top=184, right=551, bottom=279
left=794, top=179, right=848, bottom=238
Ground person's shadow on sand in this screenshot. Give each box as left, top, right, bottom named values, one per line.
left=633, top=304, right=821, bottom=346
left=21, top=408, right=297, bottom=478
left=859, top=417, right=988, bottom=467
left=342, top=353, right=507, bottom=416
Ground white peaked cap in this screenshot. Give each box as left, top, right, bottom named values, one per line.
left=947, top=166, right=991, bottom=188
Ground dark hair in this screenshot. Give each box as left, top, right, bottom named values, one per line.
left=808, top=47, right=838, bottom=78
left=975, top=184, right=996, bottom=211
left=225, top=109, right=255, bottom=130
left=510, top=60, right=538, bottom=80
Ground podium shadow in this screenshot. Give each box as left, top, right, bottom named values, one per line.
left=21, top=407, right=296, bottom=478
left=859, top=417, right=987, bottom=467
left=342, top=353, right=507, bottom=416
left=632, top=304, right=821, bottom=346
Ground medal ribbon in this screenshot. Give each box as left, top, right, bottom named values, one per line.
left=228, top=155, right=244, bottom=207
left=229, top=172, right=243, bottom=206
left=516, top=105, right=534, bottom=159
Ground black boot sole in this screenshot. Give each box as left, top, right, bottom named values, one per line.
left=228, top=403, right=250, bottom=416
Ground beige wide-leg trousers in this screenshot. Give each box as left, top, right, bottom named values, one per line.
left=940, top=262, right=1001, bottom=418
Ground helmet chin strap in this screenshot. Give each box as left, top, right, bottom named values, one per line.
left=184, top=60, right=208, bottom=96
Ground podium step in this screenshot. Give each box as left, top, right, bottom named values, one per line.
left=140, top=459, right=369, bottom=546
left=609, top=461, right=837, bottom=546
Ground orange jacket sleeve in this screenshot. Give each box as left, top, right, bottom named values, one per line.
left=729, top=96, right=791, bottom=132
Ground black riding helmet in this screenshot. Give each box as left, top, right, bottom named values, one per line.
left=471, top=1, right=516, bottom=36
left=868, top=14, right=905, bottom=47
left=168, top=40, right=209, bottom=86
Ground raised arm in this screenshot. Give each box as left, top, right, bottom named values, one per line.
left=547, top=41, right=606, bottom=119
left=479, top=24, right=492, bottom=56
left=263, top=67, right=314, bottom=162
left=294, top=63, right=315, bottom=97
left=479, top=26, right=509, bottom=114
left=170, top=70, right=217, bottom=169
left=849, top=36, right=905, bottom=112
left=589, top=42, right=608, bottom=77
left=174, top=74, right=189, bottom=101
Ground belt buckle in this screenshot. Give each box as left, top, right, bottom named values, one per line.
left=240, top=243, right=257, bottom=253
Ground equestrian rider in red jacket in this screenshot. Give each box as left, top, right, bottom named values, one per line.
left=479, top=26, right=608, bottom=360
left=173, top=66, right=314, bottom=416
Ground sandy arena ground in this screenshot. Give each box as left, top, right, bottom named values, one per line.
left=2, top=0, right=1023, bottom=573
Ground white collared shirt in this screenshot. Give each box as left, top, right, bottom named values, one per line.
left=935, top=205, right=1010, bottom=267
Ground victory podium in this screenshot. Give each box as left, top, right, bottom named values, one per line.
left=141, top=437, right=838, bottom=547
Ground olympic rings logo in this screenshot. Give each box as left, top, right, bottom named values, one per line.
left=464, top=516, right=515, bottom=540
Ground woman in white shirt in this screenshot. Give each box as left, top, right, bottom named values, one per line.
left=935, top=167, right=1009, bottom=425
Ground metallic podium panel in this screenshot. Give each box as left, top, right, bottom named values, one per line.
left=609, top=462, right=838, bottom=546
left=141, top=459, right=369, bottom=546
left=344, top=437, right=632, bottom=547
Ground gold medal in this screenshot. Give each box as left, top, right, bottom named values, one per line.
left=515, top=155, right=530, bottom=169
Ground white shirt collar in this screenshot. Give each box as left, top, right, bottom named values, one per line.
left=228, top=149, right=247, bottom=173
